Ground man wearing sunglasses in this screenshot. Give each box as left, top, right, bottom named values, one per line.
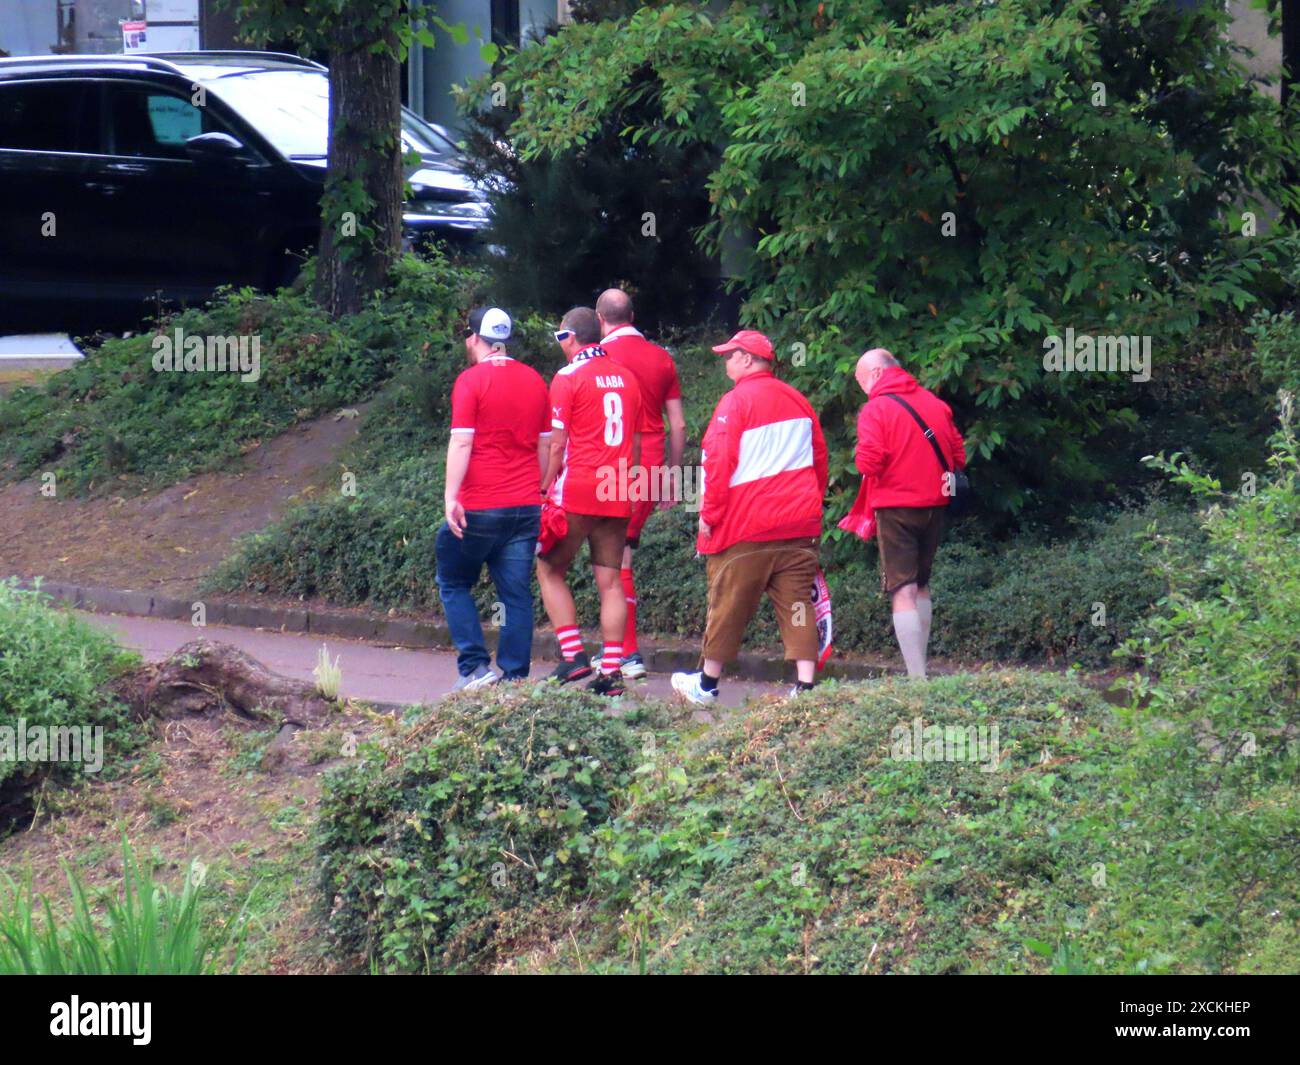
left=436, top=306, right=551, bottom=690
left=537, top=306, right=643, bottom=696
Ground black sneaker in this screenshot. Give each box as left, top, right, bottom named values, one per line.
left=549, top=653, right=593, bottom=684
left=587, top=670, right=626, bottom=697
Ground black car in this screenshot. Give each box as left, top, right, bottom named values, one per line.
left=0, top=51, right=489, bottom=326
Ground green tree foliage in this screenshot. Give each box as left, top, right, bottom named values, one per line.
left=457, top=8, right=718, bottom=331
left=488, top=0, right=1300, bottom=513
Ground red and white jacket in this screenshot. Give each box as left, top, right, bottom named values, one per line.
left=698, top=370, right=828, bottom=554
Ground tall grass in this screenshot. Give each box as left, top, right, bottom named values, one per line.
left=0, top=839, right=249, bottom=974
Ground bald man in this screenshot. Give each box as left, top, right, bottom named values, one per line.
left=594, top=287, right=686, bottom=680
left=853, top=348, right=966, bottom=678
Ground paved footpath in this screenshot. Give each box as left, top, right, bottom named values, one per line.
left=82, top=612, right=786, bottom=709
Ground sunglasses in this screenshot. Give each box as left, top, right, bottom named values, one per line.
left=553, top=329, right=573, bottom=343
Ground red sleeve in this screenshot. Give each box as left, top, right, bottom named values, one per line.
left=856, top=401, right=887, bottom=478
left=450, top=370, right=478, bottom=434
left=700, top=394, right=737, bottom=528
left=811, top=406, right=828, bottom=497
left=664, top=356, right=681, bottom=401
left=549, top=372, right=572, bottom=432
left=946, top=409, right=966, bottom=472
left=534, top=373, right=552, bottom=437
left=626, top=377, right=643, bottom=440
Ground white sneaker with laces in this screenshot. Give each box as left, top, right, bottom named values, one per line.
left=621, top=652, right=647, bottom=680
left=671, top=670, right=718, bottom=706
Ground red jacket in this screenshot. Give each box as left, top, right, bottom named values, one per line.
left=698, top=370, right=828, bottom=554
left=856, top=367, right=966, bottom=509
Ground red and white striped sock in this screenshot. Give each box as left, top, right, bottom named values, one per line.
left=601, top=644, right=623, bottom=675
left=556, top=626, right=583, bottom=662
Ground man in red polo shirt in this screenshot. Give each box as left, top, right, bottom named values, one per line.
left=537, top=306, right=643, bottom=697
left=671, top=329, right=828, bottom=706
left=595, top=288, right=686, bottom=680
left=438, top=306, right=551, bottom=689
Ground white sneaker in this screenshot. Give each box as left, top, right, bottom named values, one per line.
left=452, top=665, right=498, bottom=692
left=621, top=652, right=647, bottom=680
left=671, top=671, right=718, bottom=706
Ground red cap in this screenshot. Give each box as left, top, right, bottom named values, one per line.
left=711, top=329, right=775, bottom=362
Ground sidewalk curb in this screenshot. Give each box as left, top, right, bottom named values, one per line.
left=14, top=577, right=901, bottom=683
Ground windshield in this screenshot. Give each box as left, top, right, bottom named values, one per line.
left=203, top=69, right=456, bottom=161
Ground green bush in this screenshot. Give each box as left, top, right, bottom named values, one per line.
left=561, top=672, right=1124, bottom=974
left=0, top=253, right=478, bottom=495
left=0, top=580, right=139, bottom=811
left=315, top=685, right=648, bottom=974
left=0, top=838, right=247, bottom=974
left=1249, top=310, right=1300, bottom=394
left=1109, top=400, right=1300, bottom=971
left=327, top=672, right=1249, bottom=974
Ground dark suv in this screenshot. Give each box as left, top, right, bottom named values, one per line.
left=0, top=51, right=489, bottom=325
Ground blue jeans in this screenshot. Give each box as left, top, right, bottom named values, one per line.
left=435, top=506, right=540, bottom=680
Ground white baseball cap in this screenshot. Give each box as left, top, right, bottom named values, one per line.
left=468, top=306, right=512, bottom=341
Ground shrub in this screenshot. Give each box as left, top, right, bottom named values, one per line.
left=315, top=685, right=647, bottom=973
left=549, top=672, right=1123, bottom=974
left=0, top=580, right=140, bottom=825
left=1110, top=398, right=1300, bottom=971
left=1249, top=310, right=1300, bottom=394
left=0, top=838, right=247, bottom=974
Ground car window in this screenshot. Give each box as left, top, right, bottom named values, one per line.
left=205, top=69, right=454, bottom=161
left=105, top=85, right=222, bottom=160
left=0, top=80, right=99, bottom=153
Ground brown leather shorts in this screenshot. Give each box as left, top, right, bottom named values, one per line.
left=875, top=506, right=946, bottom=595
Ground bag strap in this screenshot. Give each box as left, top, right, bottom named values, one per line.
left=884, top=393, right=950, bottom=473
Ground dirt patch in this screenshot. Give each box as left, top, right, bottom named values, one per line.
left=0, top=408, right=363, bottom=597
left=0, top=699, right=391, bottom=974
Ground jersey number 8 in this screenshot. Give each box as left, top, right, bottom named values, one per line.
left=602, top=392, right=624, bottom=446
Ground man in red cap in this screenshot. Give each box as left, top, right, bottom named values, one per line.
left=671, top=330, right=828, bottom=705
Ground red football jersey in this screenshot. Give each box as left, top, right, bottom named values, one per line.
left=601, top=326, right=681, bottom=436
left=450, top=355, right=550, bottom=510
left=548, top=346, right=643, bottom=517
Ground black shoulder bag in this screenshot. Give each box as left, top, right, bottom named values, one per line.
left=884, top=393, right=972, bottom=517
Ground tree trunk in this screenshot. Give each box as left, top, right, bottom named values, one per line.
left=314, top=23, right=405, bottom=317
left=1284, top=0, right=1298, bottom=112
left=1285, top=0, right=1299, bottom=225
